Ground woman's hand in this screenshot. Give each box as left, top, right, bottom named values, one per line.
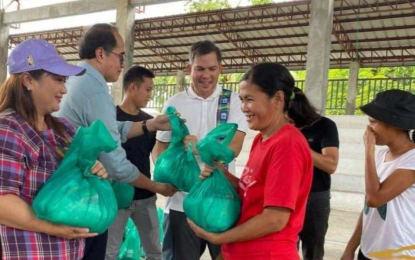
left=364, top=126, right=376, bottom=154
left=90, top=161, right=108, bottom=179
left=51, top=224, right=98, bottom=240
left=187, top=218, right=222, bottom=245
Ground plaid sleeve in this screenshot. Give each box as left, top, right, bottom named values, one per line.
left=0, top=124, right=25, bottom=196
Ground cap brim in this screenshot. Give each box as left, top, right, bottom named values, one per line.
left=43, top=62, right=85, bottom=77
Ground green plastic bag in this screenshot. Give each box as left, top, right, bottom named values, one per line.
left=183, top=123, right=241, bottom=233
left=118, top=219, right=141, bottom=260
left=111, top=181, right=134, bottom=209
left=33, top=120, right=118, bottom=234
left=119, top=208, right=164, bottom=259
left=157, top=207, right=165, bottom=243
left=154, top=106, right=200, bottom=192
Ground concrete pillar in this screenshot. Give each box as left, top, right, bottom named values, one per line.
left=112, top=0, right=135, bottom=105
left=0, top=11, right=9, bottom=86
left=176, top=70, right=185, bottom=93
left=304, top=0, right=334, bottom=115
left=346, top=61, right=360, bottom=115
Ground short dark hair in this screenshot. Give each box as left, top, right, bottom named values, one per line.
left=123, top=66, right=155, bottom=92
left=241, top=62, right=295, bottom=112
left=78, top=24, right=119, bottom=59
left=189, top=40, right=222, bottom=64
left=287, top=87, right=321, bottom=128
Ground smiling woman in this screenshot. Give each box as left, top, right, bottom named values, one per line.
left=188, top=63, right=314, bottom=260
left=0, top=39, right=108, bottom=260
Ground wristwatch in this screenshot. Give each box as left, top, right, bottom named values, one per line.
left=142, top=120, right=149, bottom=135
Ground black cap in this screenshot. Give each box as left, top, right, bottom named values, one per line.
left=360, top=89, right=415, bottom=130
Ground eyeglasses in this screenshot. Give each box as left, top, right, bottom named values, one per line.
left=110, top=51, right=125, bottom=64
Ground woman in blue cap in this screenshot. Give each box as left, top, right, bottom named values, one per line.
left=341, top=89, right=415, bottom=260
left=0, top=39, right=108, bottom=260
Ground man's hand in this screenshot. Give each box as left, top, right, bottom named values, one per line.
left=147, top=113, right=183, bottom=132
left=155, top=183, right=177, bottom=197
left=184, top=135, right=198, bottom=153
left=147, top=114, right=171, bottom=131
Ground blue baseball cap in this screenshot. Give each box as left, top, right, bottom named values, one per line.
left=7, top=39, right=85, bottom=76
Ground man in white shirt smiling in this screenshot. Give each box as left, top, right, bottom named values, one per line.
left=153, top=40, right=248, bottom=260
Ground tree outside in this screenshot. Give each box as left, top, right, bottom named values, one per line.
left=186, top=0, right=231, bottom=12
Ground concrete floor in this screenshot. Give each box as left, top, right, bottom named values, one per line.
left=155, top=195, right=361, bottom=260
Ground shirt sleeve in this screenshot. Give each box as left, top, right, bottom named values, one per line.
left=396, top=150, right=415, bottom=172
left=263, top=138, right=309, bottom=210
left=0, top=124, right=25, bottom=197
left=321, top=118, right=340, bottom=149
left=228, top=92, right=248, bottom=133
left=117, top=121, right=134, bottom=143
left=84, top=93, right=139, bottom=183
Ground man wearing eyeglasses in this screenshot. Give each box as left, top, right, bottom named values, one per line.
left=56, top=23, right=177, bottom=260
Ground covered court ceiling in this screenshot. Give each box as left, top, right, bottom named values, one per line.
left=8, top=0, right=415, bottom=75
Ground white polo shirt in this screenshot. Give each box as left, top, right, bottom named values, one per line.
left=156, top=85, right=248, bottom=212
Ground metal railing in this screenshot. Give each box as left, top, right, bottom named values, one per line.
left=148, top=78, right=415, bottom=115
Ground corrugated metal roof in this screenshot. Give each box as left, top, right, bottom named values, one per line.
left=8, top=0, right=415, bottom=75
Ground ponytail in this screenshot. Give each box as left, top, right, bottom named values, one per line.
left=287, top=87, right=320, bottom=128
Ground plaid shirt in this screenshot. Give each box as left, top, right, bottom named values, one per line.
left=0, top=109, right=85, bottom=260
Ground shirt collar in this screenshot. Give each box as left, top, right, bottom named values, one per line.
left=77, top=61, right=108, bottom=89
left=186, top=84, right=222, bottom=101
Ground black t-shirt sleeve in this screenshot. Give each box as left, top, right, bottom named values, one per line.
left=320, top=117, right=340, bottom=149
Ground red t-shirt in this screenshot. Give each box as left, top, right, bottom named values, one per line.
left=222, top=124, right=313, bottom=260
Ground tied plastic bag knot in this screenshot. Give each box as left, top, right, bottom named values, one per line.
left=196, top=123, right=237, bottom=166
left=184, top=123, right=241, bottom=233
left=166, top=106, right=188, bottom=145
left=154, top=106, right=200, bottom=192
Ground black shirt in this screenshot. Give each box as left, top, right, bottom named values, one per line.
left=300, top=117, right=339, bottom=192
left=116, top=106, right=156, bottom=200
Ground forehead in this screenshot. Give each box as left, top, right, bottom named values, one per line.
left=191, top=52, right=220, bottom=67
left=136, top=77, right=154, bottom=88
left=113, top=31, right=125, bottom=51
left=239, top=80, right=262, bottom=95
